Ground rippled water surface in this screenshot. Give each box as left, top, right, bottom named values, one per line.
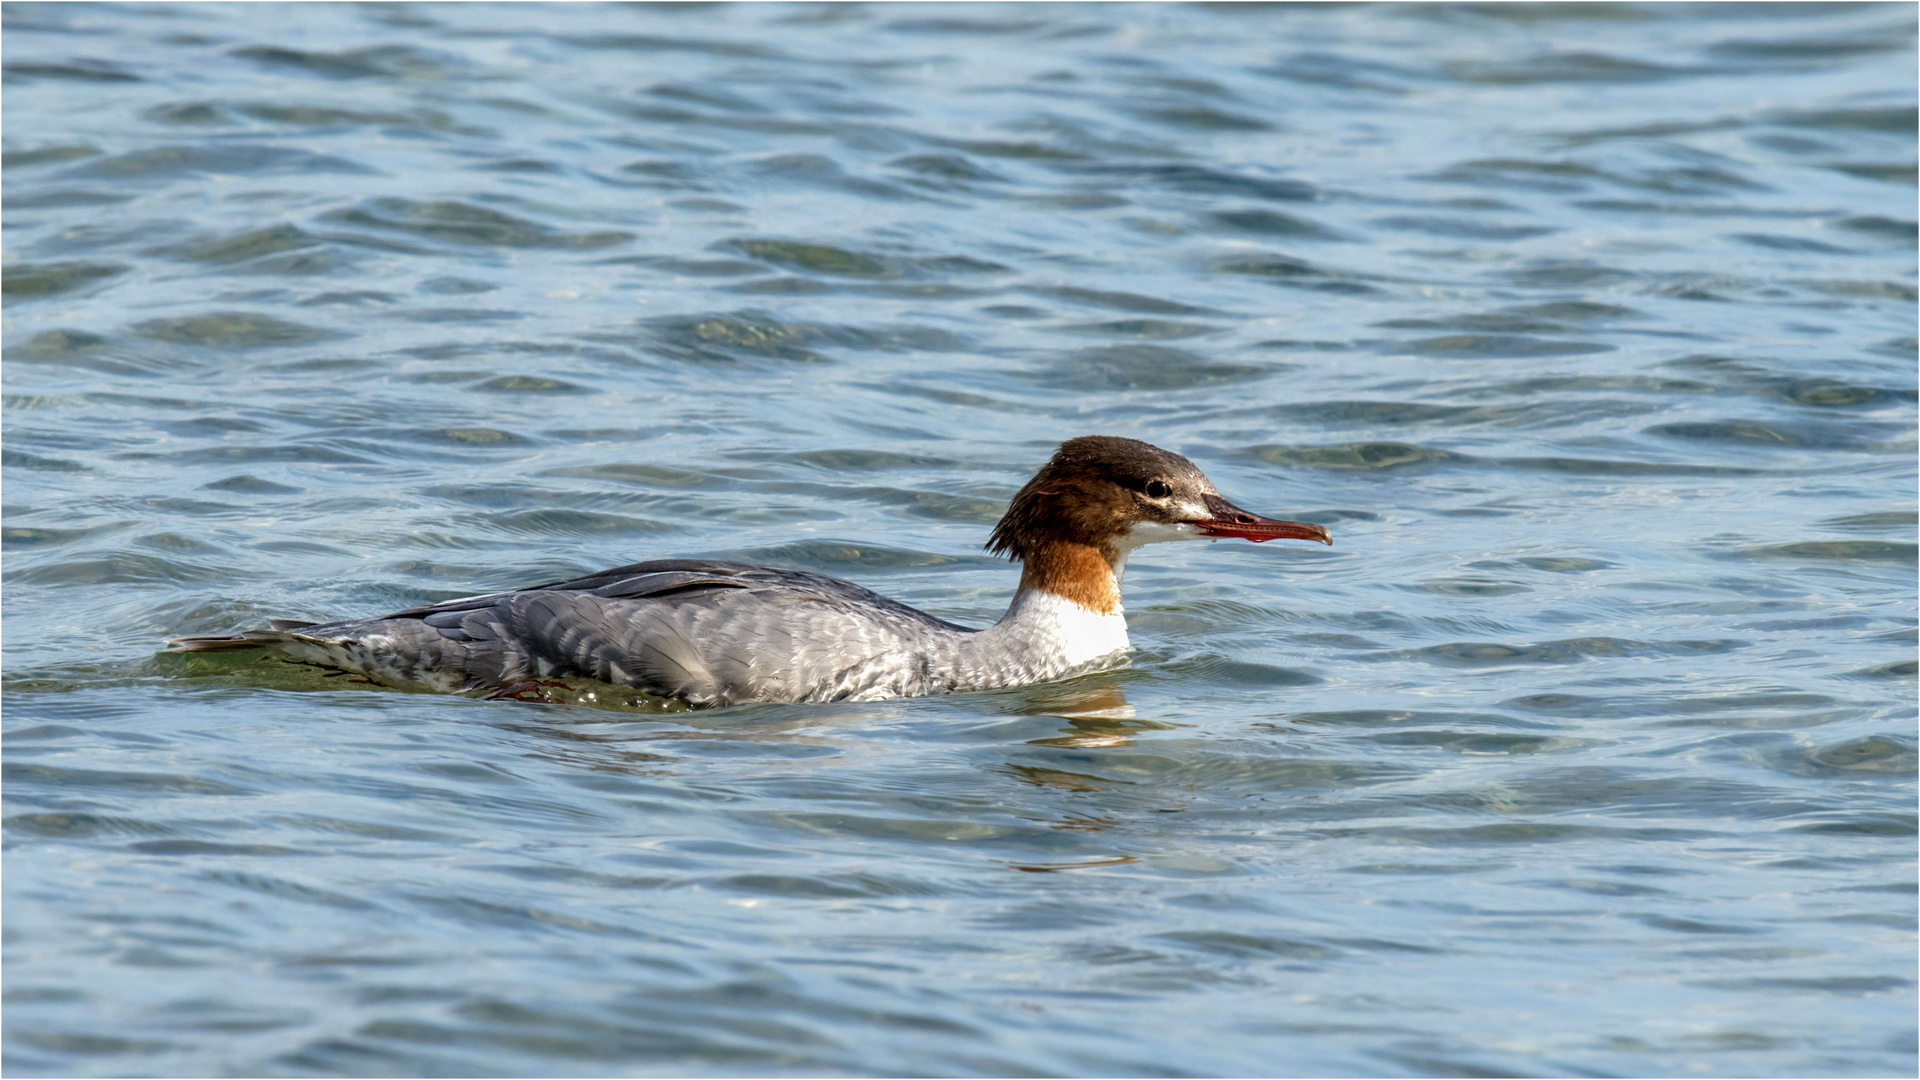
left=5, top=3, right=1916, bottom=1076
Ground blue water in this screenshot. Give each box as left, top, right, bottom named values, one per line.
left=4, top=3, right=1915, bottom=1076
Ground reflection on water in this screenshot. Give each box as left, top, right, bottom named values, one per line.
left=4, top=2, right=1915, bottom=1076
left=1019, top=672, right=1143, bottom=743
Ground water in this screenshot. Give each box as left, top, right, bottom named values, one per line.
left=4, top=2, right=1915, bottom=1075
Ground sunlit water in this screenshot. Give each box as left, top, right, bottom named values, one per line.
left=4, top=3, right=1915, bottom=1076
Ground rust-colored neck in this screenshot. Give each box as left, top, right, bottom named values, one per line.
left=1017, top=539, right=1122, bottom=616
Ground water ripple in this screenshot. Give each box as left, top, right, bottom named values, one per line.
left=3, top=3, right=1912, bottom=1077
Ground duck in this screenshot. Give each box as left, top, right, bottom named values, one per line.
left=170, top=435, right=1331, bottom=706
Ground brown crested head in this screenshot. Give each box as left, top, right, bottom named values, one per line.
left=988, top=436, right=1216, bottom=561
left=986, top=435, right=1331, bottom=565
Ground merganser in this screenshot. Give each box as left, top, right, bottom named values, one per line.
left=170, top=436, right=1331, bottom=707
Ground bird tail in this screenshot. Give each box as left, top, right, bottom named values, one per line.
left=167, top=620, right=324, bottom=653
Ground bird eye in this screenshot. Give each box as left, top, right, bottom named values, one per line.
left=1144, top=480, right=1172, bottom=499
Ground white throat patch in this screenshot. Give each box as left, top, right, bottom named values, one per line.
left=1110, top=518, right=1203, bottom=581
left=1113, top=519, right=1201, bottom=553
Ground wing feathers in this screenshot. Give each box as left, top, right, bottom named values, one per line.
left=176, top=557, right=975, bottom=704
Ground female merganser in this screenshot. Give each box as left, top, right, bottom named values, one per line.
left=170, top=436, right=1330, bottom=706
